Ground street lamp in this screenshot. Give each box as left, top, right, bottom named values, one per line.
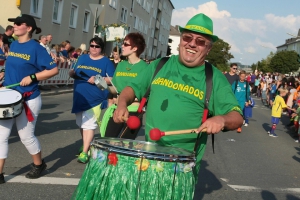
left=287, top=32, right=298, bottom=38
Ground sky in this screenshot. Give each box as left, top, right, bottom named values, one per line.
left=170, top=0, right=300, bottom=65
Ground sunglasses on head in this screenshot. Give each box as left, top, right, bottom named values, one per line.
left=122, top=42, right=131, bottom=47
left=181, top=34, right=208, bottom=46
left=14, top=22, right=25, bottom=26
left=90, top=44, right=100, bottom=48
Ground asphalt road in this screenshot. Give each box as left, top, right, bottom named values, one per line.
left=0, top=91, right=299, bottom=200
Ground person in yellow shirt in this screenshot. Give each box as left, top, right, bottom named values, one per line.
left=268, top=88, right=294, bottom=137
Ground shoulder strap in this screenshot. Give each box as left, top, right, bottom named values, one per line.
left=195, top=61, right=215, bottom=153
left=245, top=82, right=249, bottom=101
left=138, top=57, right=169, bottom=113
left=234, top=80, right=238, bottom=94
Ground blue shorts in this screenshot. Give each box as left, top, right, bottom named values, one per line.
left=271, top=117, right=280, bottom=124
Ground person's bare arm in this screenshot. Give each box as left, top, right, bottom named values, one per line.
left=197, top=111, right=243, bottom=134
left=113, top=86, right=136, bottom=123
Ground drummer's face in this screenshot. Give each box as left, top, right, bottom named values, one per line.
left=89, top=41, right=101, bottom=56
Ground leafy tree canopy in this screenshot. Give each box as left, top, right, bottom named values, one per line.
left=206, top=38, right=234, bottom=71
left=269, top=50, right=300, bottom=73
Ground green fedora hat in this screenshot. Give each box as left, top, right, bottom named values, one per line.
left=179, top=13, right=219, bottom=42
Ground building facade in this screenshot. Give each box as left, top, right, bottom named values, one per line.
left=0, top=0, right=174, bottom=59
left=277, top=29, right=300, bottom=54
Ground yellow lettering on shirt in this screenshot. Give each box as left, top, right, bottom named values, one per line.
left=115, top=71, right=137, bottom=77
left=77, top=65, right=102, bottom=73
left=152, top=77, right=205, bottom=100
left=8, top=51, right=30, bottom=61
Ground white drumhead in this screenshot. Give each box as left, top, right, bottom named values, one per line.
left=0, top=89, right=22, bottom=104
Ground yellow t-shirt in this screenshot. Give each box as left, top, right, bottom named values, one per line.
left=272, top=95, right=287, bottom=117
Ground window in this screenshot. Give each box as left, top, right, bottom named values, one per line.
left=83, top=10, right=91, bottom=32
left=109, top=0, right=117, bottom=9
left=30, top=0, right=44, bottom=18
left=153, top=8, right=157, bottom=19
left=121, top=7, right=128, bottom=22
left=134, top=16, right=139, bottom=29
left=52, top=0, right=64, bottom=24
left=130, top=0, right=134, bottom=12
left=69, top=4, right=78, bottom=28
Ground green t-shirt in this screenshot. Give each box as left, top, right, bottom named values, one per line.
left=112, top=59, right=148, bottom=94
left=128, top=55, right=241, bottom=174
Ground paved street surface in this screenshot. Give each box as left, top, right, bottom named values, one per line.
left=0, top=88, right=299, bottom=200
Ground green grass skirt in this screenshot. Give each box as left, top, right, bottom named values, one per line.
left=72, top=146, right=195, bottom=200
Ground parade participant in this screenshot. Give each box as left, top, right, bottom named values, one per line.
left=69, top=37, right=115, bottom=164
left=107, top=46, right=123, bottom=107
left=225, top=63, right=239, bottom=85
left=113, top=13, right=243, bottom=195
left=0, top=14, right=59, bottom=183
left=268, top=88, right=293, bottom=137
left=101, top=32, right=147, bottom=138
left=232, top=70, right=251, bottom=133
left=243, top=97, right=255, bottom=127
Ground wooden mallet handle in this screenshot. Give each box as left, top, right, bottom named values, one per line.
left=150, top=128, right=207, bottom=141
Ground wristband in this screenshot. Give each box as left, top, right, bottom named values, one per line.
left=30, top=74, right=38, bottom=82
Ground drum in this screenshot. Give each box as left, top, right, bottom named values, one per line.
left=0, top=88, right=23, bottom=119
left=94, top=74, right=107, bottom=90
left=72, top=138, right=196, bottom=200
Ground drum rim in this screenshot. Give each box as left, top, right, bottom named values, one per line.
left=91, top=143, right=196, bottom=162
left=93, top=137, right=195, bottom=158
left=0, top=89, right=23, bottom=107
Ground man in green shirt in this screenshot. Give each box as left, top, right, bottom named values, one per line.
left=113, top=13, right=243, bottom=196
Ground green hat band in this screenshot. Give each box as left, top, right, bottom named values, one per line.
left=184, top=25, right=213, bottom=35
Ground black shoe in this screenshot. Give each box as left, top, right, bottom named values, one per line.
left=0, top=173, right=5, bottom=184
left=25, top=159, right=47, bottom=179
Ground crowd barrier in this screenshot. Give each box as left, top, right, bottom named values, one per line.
left=39, top=61, right=75, bottom=86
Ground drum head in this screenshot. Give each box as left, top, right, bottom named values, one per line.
left=94, top=74, right=107, bottom=90
left=0, top=89, right=22, bottom=106
left=92, top=137, right=194, bottom=161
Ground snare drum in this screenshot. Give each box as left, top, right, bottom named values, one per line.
left=72, top=138, right=196, bottom=200
left=0, top=88, right=23, bottom=119
left=94, top=74, right=107, bottom=90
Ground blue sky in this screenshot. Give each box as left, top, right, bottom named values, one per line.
left=170, top=1, right=300, bottom=65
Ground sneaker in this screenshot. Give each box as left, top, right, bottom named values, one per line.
left=237, top=127, right=242, bottom=133
left=78, top=152, right=89, bottom=164
left=25, top=159, right=47, bottom=179
left=267, top=131, right=270, bottom=135
left=243, top=120, right=245, bottom=125
left=244, top=123, right=248, bottom=127
left=0, top=173, right=5, bottom=184
left=270, top=133, right=278, bottom=137
left=295, top=140, right=299, bottom=143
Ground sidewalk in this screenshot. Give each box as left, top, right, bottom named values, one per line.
left=39, top=85, right=74, bottom=96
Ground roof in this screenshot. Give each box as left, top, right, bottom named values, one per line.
left=170, top=25, right=181, bottom=36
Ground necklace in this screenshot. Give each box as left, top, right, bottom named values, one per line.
left=126, top=59, right=140, bottom=71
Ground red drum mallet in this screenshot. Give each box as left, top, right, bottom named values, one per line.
left=150, top=128, right=207, bottom=141
left=122, top=116, right=141, bottom=129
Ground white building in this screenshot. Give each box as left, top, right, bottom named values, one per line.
left=0, top=0, right=174, bottom=59
left=168, top=25, right=180, bottom=55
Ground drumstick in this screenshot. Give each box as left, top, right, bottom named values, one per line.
left=106, top=73, right=119, bottom=95
left=121, top=116, right=140, bottom=129
left=0, top=82, right=20, bottom=89
left=150, top=128, right=207, bottom=141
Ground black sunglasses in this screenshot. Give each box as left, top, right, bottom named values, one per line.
left=232, top=68, right=237, bottom=70
left=122, top=42, right=131, bottom=47
left=14, top=22, right=24, bottom=26
left=181, top=34, right=208, bottom=46
left=90, top=44, right=100, bottom=48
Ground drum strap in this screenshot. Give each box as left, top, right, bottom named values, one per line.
left=23, top=92, right=34, bottom=122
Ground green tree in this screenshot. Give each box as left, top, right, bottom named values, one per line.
left=269, top=50, right=300, bottom=73
left=206, top=38, right=234, bottom=71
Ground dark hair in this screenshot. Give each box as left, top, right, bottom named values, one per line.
left=89, top=37, right=104, bottom=50
left=29, top=27, right=41, bottom=38
left=124, top=32, right=146, bottom=57
left=5, top=25, right=13, bottom=31
left=113, top=46, right=121, bottom=53
left=230, top=63, right=237, bottom=68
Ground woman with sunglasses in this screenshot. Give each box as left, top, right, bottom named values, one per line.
left=69, top=37, right=115, bottom=164
left=100, top=32, right=147, bottom=139
left=0, top=14, right=59, bottom=184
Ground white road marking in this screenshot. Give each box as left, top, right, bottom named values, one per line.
left=4, top=175, right=80, bottom=185
left=227, top=184, right=300, bottom=194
